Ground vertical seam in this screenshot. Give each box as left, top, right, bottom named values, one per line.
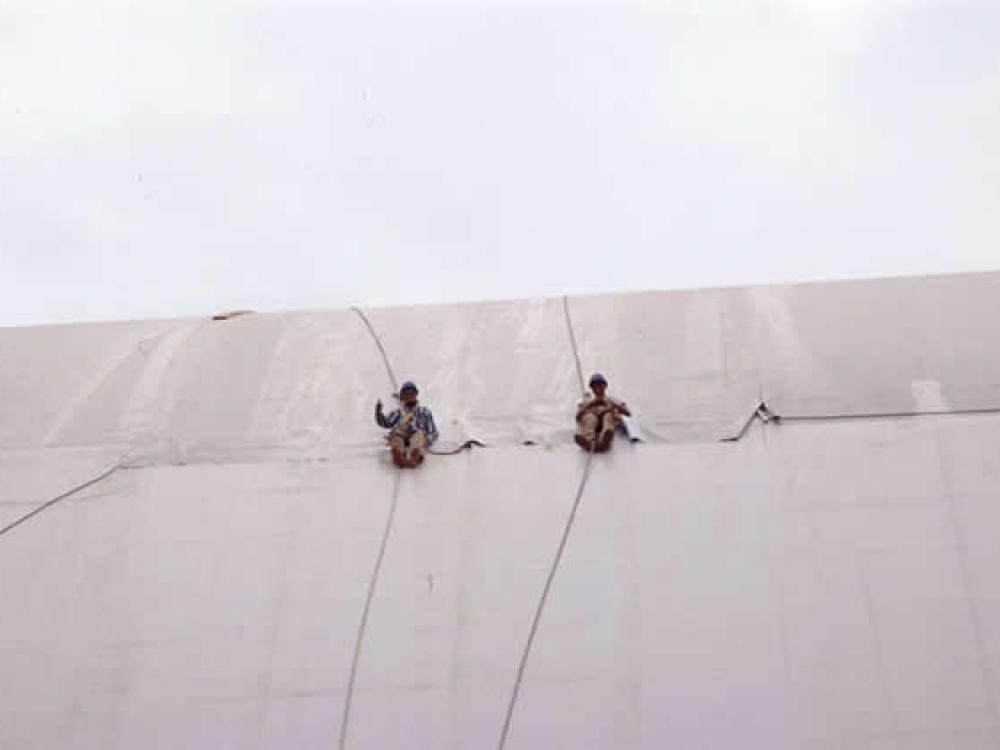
left=855, top=547, right=902, bottom=744
left=935, top=436, right=1000, bottom=748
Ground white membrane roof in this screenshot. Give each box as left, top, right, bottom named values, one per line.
left=2, top=271, right=1000, bottom=749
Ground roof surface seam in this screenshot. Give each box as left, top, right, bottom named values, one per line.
left=934, top=432, right=1000, bottom=746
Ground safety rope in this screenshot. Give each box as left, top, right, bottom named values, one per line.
left=720, top=402, right=774, bottom=442
left=497, top=445, right=595, bottom=749
left=338, top=469, right=401, bottom=750
left=339, top=307, right=482, bottom=748
left=562, top=295, right=586, bottom=396
left=772, top=404, right=1000, bottom=422
left=352, top=304, right=484, bottom=456
left=427, top=439, right=486, bottom=456
left=350, top=306, right=399, bottom=392
left=0, top=464, right=122, bottom=538
left=498, top=294, right=596, bottom=748
left=721, top=401, right=1000, bottom=442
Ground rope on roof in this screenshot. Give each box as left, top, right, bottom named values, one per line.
left=350, top=306, right=399, bottom=393
left=0, top=464, right=122, bottom=538
left=498, top=296, right=597, bottom=748
left=721, top=401, right=1000, bottom=441
left=497, top=446, right=594, bottom=749
left=338, top=470, right=401, bottom=750
left=562, top=295, right=586, bottom=396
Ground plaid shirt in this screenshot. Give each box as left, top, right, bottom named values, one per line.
left=377, top=404, right=439, bottom=442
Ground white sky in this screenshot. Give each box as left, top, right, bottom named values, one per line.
left=2, top=0, right=998, bottom=326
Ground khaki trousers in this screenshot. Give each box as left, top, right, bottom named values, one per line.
left=577, top=408, right=620, bottom=442
left=388, top=429, right=429, bottom=462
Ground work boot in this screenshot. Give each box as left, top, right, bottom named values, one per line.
left=596, top=430, right=614, bottom=453
left=391, top=445, right=407, bottom=467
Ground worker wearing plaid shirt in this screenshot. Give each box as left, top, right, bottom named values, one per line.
left=375, top=381, right=438, bottom=468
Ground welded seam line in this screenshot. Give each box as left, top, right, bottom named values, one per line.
left=338, top=469, right=402, bottom=750
left=0, top=465, right=121, bottom=538
left=855, top=550, right=902, bottom=745
left=562, top=295, right=586, bottom=395
left=935, top=440, right=1000, bottom=748
left=350, top=306, right=399, bottom=392
left=497, top=448, right=596, bottom=750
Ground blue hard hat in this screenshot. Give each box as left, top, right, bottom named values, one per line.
left=589, top=372, right=608, bottom=386
left=400, top=381, right=419, bottom=394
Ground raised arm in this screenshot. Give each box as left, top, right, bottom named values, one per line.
left=375, top=399, right=398, bottom=429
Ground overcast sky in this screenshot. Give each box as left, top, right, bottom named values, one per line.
left=1, top=0, right=998, bottom=326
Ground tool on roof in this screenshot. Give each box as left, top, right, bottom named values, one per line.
left=621, top=415, right=644, bottom=442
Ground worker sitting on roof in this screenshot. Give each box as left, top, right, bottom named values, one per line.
left=575, top=373, right=631, bottom=453
left=376, top=381, right=439, bottom=468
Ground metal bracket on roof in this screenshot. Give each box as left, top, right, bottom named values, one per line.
left=756, top=402, right=780, bottom=423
